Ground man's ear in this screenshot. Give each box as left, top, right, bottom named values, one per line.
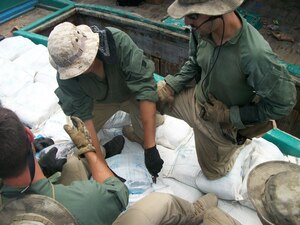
left=24, top=127, right=34, bottom=143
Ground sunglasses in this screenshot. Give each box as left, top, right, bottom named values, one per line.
left=186, top=13, right=199, bottom=20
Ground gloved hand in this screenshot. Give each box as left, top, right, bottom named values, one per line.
left=33, top=137, right=54, bottom=152
left=144, top=146, right=164, bottom=178
left=201, top=94, right=230, bottom=124
left=64, top=116, right=96, bottom=157
left=38, top=147, right=67, bottom=177
left=104, top=135, right=125, bottom=159
left=157, top=80, right=175, bottom=113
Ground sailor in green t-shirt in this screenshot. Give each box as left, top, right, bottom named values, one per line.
left=158, top=0, right=297, bottom=180
left=47, top=22, right=165, bottom=180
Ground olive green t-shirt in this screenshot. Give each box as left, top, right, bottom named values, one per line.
left=1, top=177, right=129, bottom=225
left=55, top=27, right=158, bottom=121
left=165, top=12, right=296, bottom=129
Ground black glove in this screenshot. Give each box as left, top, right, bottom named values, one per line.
left=33, top=137, right=54, bottom=152
left=38, top=147, right=67, bottom=178
left=104, top=135, right=125, bottom=159
left=144, top=146, right=164, bottom=177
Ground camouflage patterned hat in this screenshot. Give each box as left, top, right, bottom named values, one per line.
left=247, top=161, right=300, bottom=225
left=0, top=194, right=78, bottom=225
left=48, top=22, right=99, bottom=80
left=168, top=0, right=244, bottom=19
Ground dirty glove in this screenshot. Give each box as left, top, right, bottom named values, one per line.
left=202, top=94, right=230, bottom=124
left=157, top=80, right=175, bottom=113
left=144, top=146, right=164, bottom=178
left=157, top=80, right=175, bottom=104
left=33, top=137, right=54, bottom=152
left=38, top=147, right=67, bottom=177
left=64, top=116, right=95, bottom=157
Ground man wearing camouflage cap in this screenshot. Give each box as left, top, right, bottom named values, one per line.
left=157, top=0, right=296, bottom=179
left=48, top=22, right=165, bottom=181
left=200, top=160, right=300, bottom=225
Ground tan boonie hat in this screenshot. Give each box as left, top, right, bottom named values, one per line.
left=0, top=194, right=78, bottom=225
left=168, top=0, right=244, bottom=19
left=48, top=22, right=99, bottom=80
left=247, top=161, right=300, bottom=225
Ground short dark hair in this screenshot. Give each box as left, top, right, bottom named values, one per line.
left=0, top=108, right=29, bottom=178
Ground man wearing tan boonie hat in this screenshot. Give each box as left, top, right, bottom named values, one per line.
left=247, top=160, right=300, bottom=225
left=200, top=160, right=300, bottom=225
left=157, top=0, right=296, bottom=179
left=48, top=22, right=165, bottom=181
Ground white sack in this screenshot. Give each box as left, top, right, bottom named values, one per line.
left=34, top=70, right=58, bottom=91
left=34, top=109, right=71, bottom=143
left=195, top=142, right=253, bottom=200
left=13, top=44, right=57, bottom=82
left=102, top=111, right=131, bottom=129
left=0, top=58, right=34, bottom=97
left=3, top=82, right=60, bottom=129
left=157, top=144, right=180, bottom=178
left=156, top=115, right=193, bottom=150
left=106, top=140, right=153, bottom=196
left=0, top=36, right=36, bottom=60
left=98, top=111, right=131, bottom=144
left=163, top=134, right=201, bottom=188
left=195, top=138, right=285, bottom=202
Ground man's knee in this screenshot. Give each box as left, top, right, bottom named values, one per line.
left=60, top=155, right=89, bottom=185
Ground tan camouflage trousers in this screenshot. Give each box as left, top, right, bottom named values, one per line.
left=161, top=87, right=244, bottom=180
left=113, top=192, right=198, bottom=225
left=92, top=97, right=164, bottom=141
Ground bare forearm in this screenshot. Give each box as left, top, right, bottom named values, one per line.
left=84, top=152, right=113, bottom=183
left=84, top=119, right=107, bottom=165
left=139, top=101, right=156, bottom=149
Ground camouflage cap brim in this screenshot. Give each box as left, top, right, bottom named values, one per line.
left=48, top=22, right=99, bottom=80
left=167, top=0, right=243, bottom=18
left=247, top=161, right=300, bottom=225
left=0, top=194, right=78, bottom=225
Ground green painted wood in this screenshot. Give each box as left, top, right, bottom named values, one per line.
left=14, top=30, right=48, bottom=45
left=262, top=129, right=300, bottom=157
left=38, top=0, right=74, bottom=9
left=13, top=0, right=75, bottom=45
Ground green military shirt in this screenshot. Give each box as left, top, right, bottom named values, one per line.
left=55, top=27, right=158, bottom=121
left=1, top=177, right=129, bottom=225
left=165, top=12, right=296, bottom=129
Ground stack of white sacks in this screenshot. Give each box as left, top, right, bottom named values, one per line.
left=0, top=36, right=294, bottom=225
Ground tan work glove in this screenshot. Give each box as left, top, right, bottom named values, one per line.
left=157, top=80, right=174, bottom=103
left=201, top=94, right=230, bottom=124
left=64, top=116, right=96, bottom=157
left=157, top=80, right=175, bottom=114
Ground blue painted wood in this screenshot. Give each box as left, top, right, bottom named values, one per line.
left=0, top=0, right=38, bottom=24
